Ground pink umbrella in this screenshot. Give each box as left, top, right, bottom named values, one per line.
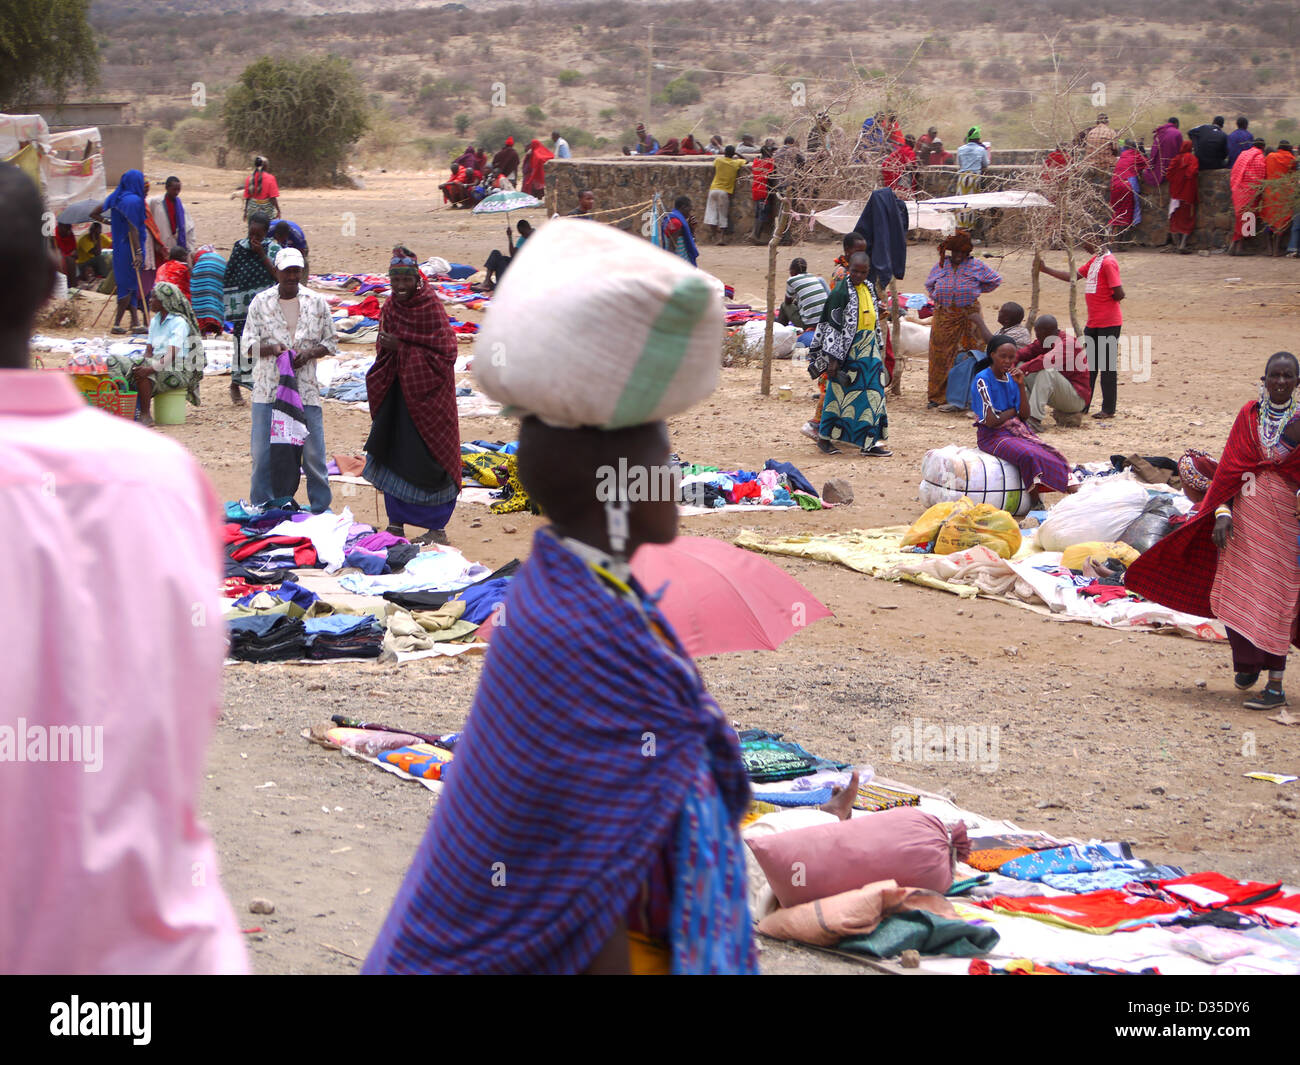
left=631, top=536, right=832, bottom=656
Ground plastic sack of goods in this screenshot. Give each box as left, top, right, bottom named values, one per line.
left=918, top=445, right=1031, bottom=517
left=1034, top=478, right=1149, bottom=552
left=902, top=496, right=1022, bottom=559
left=474, top=218, right=724, bottom=429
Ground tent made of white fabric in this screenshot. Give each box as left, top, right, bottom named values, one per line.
left=0, top=113, right=106, bottom=216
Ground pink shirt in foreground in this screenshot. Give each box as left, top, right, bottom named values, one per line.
left=0, top=371, right=247, bottom=974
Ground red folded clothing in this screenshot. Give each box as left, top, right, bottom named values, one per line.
left=1155, top=872, right=1283, bottom=910
left=342, top=294, right=383, bottom=318
left=229, top=534, right=318, bottom=566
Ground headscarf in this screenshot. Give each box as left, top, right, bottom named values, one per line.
left=1177, top=448, right=1218, bottom=497
left=680, top=135, right=703, bottom=154
left=938, top=230, right=973, bottom=264
left=522, top=139, right=554, bottom=193
left=967, top=126, right=981, bottom=142
left=104, top=169, right=147, bottom=225
left=453, top=145, right=476, bottom=172
left=151, top=281, right=204, bottom=404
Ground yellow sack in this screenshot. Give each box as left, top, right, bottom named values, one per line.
left=901, top=497, right=971, bottom=547
left=934, top=503, right=1022, bottom=559
left=1061, top=541, right=1140, bottom=571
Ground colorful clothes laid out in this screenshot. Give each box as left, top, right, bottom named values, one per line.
left=379, top=743, right=455, bottom=781
left=738, top=729, right=849, bottom=784
left=839, top=910, right=1000, bottom=958
left=363, top=529, right=756, bottom=974
left=968, top=847, right=1034, bottom=872
left=1041, top=865, right=1187, bottom=894
left=982, top=890, right=1184, bottom=934
left=853, top=782, right=920, bottom=812
left=1155, top=872, right=1283, bottom=910
left=997, top=842, right=1136, bottom=881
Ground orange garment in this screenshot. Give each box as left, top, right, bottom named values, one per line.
left=967, top=847, right=1033, bottom=872
left=1261, top=149, right=1297, bottom=230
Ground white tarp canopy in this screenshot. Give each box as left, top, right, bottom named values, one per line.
left=812, top=190, right=1052, bottom=238
left=0, top=114, right=106, bottom=217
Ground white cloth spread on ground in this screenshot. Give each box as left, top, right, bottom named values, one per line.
left=337, top=544, right=490, bottom=595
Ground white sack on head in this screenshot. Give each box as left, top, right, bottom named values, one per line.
left=473, top=219, right=723, bottom=429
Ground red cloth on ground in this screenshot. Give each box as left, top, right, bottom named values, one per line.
left=367, top=271, right=462, bottom=490
left=981, top=890, right=1184, bottom=932
left=343, top=294, right=382, bottom=318
left=229, top=534, right=317, bottom=565
left=1156, top=872, right=1283, bottom=909
left=1126, top=401, right=1300, bottom=621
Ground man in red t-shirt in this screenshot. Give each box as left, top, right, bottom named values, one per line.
left=1036, top=240, right=1125, bottom=418
left=749, top=146, right=778, bottom=243
left=1015, top=314, right=1092, bottom=431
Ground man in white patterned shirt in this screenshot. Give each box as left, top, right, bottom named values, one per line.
left=244, top=247, right=339, bottom=510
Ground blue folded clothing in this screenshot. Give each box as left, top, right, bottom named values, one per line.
left=303, top=615, right=378, bottom=636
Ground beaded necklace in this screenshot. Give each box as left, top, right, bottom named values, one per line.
left=1259, top=394, right=1298, bottom=452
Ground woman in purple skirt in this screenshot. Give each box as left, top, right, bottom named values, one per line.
left=970, top=335, right=1078, bottom=501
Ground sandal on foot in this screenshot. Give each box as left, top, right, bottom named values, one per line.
left=816, top=439, right=841, bottom=455
left=385, top=524, right=405, bottom=538
left=412, top=529, right=449, bottom=547
left=1244, top=687, right=1287, bottom=711
left=936, top=403, right=962, bottom=412
left=860, top=445, right=892, bottom=456
left=111, top=326, right=127, bottom=335
left=1091, top=410, right=1115, bottom=420
left=1234, top=671, right=1261, bottom=690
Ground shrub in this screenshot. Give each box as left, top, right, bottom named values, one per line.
left=145, top=127, right=173, bottom=154
left=223, top=54, right=369, bottom=184
left=662, top=76, right=701, bottom=106
left=598, top=107, right=617, bottom=121
left=455, top=112, right=470, bottom=134
left=525, top=104, right=546, bottom=123
left=172, top=116, right=216, bottom=157
left=557, top=69, right=583, bottom=86
left=476, top=115, right=534, bottom=151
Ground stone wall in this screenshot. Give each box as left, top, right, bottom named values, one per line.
left=545, top=155, right=1261, bottom=252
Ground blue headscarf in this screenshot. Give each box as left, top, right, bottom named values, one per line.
left=104, top=169, right=147, bottom=226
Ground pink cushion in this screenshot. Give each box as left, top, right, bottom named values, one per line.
left=745, top=807, right=962, bottom=909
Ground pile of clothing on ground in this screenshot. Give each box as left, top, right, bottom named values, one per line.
left=223, top=502, right=418, bottom=576
left=679, top=458, right=829, bottom=511
left=304, top=718, right=461, bottom=791
left=222, top=519, right=517, bottom=664
left=737, top=731, right=1300, bottom=973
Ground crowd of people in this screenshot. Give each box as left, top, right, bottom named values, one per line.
left=9, top=80, right=1300, bottom=975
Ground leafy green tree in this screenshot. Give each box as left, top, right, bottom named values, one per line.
left=455, top=112, right=470, bottom=135
left=0, top=0, right=98, bottom=109
left=661, top=77, right=701, bottom=106
left=223, top=55, right=368, bottom=184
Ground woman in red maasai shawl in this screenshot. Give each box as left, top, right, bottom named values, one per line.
left=1127, top=352, right=1300, bottom=711
left=363, top=246, right=462, bottom=545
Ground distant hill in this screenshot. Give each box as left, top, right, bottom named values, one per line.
left=90, top=0, right=1300, bottom=172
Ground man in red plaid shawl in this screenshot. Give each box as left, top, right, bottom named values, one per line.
left=362, top=246, right=462, bottom=545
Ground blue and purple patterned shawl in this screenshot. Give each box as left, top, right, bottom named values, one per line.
left=364, top=528, right=756, bottom=974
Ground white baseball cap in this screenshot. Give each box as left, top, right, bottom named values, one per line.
left=275, top=248, right=305, bottom=271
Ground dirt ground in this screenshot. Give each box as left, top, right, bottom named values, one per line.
left=49, top=159, right=1300, bottom=974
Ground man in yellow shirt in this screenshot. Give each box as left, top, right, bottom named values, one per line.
left=75, top=222, right=112, bottom=284
left=705, top=146, right=748, bottom=245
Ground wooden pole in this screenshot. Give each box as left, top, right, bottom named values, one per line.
left=1065, top=245, right=1080, bottom=337
left=645, top=24, right=654, bottom=121
left=1028, top=249, right=1042, bottom=331
left=760, top=199, right=788, bottom=397
left=888, top=278, right=902, bottom=396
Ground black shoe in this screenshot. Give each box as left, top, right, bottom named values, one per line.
left=816, top=439, right=841, bottom=455
left=1244, top=686, right=1287, bottom=711
left=1234, top=671, right=1261, bottom=690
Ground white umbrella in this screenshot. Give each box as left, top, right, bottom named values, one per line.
left=471, top=190, right=541, bottom=215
